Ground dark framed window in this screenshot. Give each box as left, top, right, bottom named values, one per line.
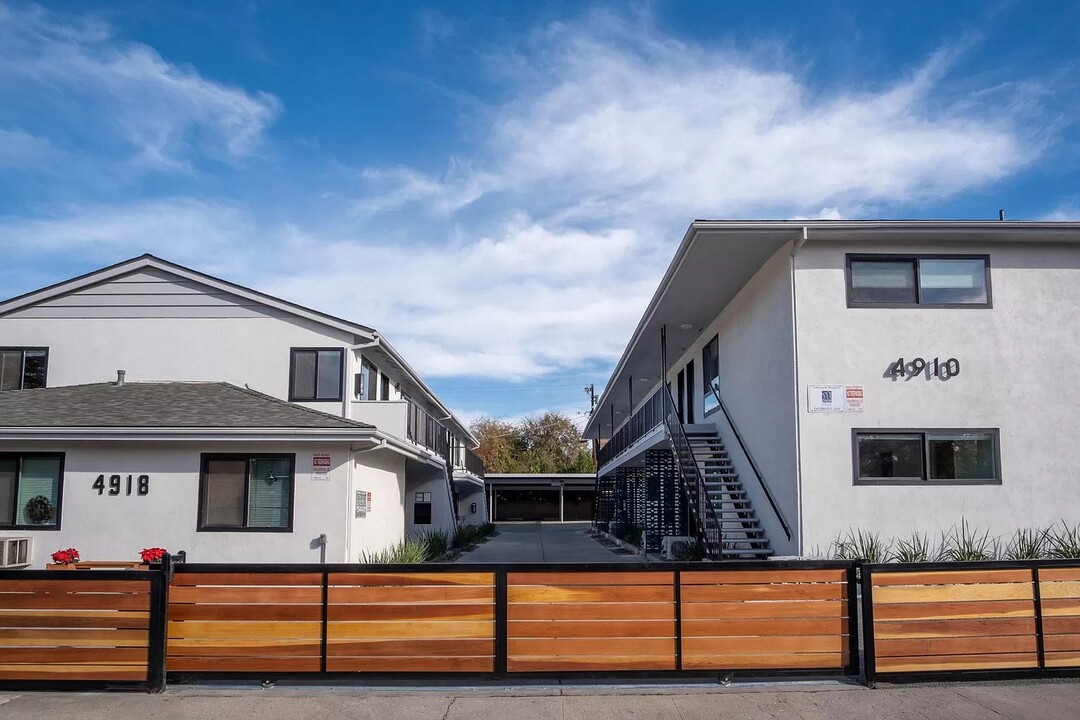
left=846, top=255, right=991, bottom=308
left=198, top=454, right=294, bottom=531
left=702, top=335, right=720, bottom=415
left=853, top=430, right=1000, bottom=485
left=413, top=491, right=433, bottom=525
left=0, top=348, right=48, bottom=391
left=685, top=359, right=695, bottom=423
left=289, top=348, right=344, bottom=401
left=380, top=373, right=390, bottom=401
left=0, top=453, right=64, bottom=530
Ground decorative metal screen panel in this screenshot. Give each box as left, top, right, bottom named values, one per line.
left=644, top=450, right=687, bottom=552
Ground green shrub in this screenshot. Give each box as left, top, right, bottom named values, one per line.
left=620, top=525, right=643, bottom=547
left=451, top=524, right=482, bottom=549
left=1047, top=522, right=1080, bottom=559
left=479, top=522, right=497, bottom=537
left=360, top=537, right=430, bottom=564
left=418, top=528, right=451, bottom=559
left=831, top=529, right=891, bottom=563
left=940, top=519, right=997, bottom=561
left=891, top=532, right=932, bottom=563
left=1003, top=528, right=1048, bottom=560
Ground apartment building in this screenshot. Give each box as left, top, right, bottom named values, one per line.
left=0, top=255, right=484, bottom=566
left=584, top=220, right=1080, bottom=559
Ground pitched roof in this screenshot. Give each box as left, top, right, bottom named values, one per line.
left=0, top=382, right=374, bottom=430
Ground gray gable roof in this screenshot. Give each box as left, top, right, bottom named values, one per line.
left=0, top=382, right=374, bottom=430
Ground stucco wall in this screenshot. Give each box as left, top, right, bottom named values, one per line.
left=0, top=440, right=354, bottom=567
left=348, top=448, right=407, bottom=561
left=664, top=245, right=800, bottom=556
left=404, top=463, right=457, bottom=537
left=794, top=240, right=1080, bottom=552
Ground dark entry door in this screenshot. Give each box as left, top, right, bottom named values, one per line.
left=686, top=359, right=695, bottom=423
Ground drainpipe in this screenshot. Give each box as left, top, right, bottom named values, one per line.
left=789, top=227, right=809, bottom=556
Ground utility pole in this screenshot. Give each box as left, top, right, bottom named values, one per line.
left=584, top=384, right=597, bottom=413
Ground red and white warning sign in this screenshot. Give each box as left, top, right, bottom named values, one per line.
left=845, top=386, right=864, bottom=413
left=312, top=453, right=332, bottom=480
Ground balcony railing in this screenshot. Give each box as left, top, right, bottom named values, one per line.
left=596, top=387, right=665, bottom=468
left=452, top=442, right=486, bottom=478
left=406, top=399, right=450, bottom=458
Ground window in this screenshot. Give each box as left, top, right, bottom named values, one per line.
left=0, top=453, right=63, bottom=529
left=199, top=454, right=294, bottom=531
left=702, top=335, right=720, bottom=414
left=854, top=430, right=1000, bottom=485
left=289, top=348, right=343, bottom=401
left=847, top=255, right=990, bottom=307
left=413, top=491, right=432, bottom=525
left=0, top=348, right=48, bottom=391
left=380, top=373, right=390, bottom=401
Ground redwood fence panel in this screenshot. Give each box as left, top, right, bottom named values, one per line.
left=0, top=568, right=166, bottom=691
left=862, top=560, right=1080, bottom=683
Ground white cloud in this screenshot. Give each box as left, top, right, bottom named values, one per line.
left=360, top=15, right=1042, bottom=223
left=0, top=2, right=280, bottom=170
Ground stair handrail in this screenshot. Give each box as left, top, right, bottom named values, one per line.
left=708, top=380, right=792, bottom=541
left=662, top=384, right=723, bottom=559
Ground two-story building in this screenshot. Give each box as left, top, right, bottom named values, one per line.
left=0, top=254, right=485, bottom=566
left=584, top=220, right=1080, bottom=559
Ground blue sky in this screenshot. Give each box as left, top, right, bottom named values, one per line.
left=1, top=1, right=1078, bottom=429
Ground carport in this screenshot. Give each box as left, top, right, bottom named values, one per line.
left=485, top=473, right=595, bottom=522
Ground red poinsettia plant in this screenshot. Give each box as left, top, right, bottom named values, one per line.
left=139, top=547, right=167, bottom=563
left=50, top=547, right=80, bottom=565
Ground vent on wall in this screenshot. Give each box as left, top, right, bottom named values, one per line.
left=1, top=537, right=32, bottom=568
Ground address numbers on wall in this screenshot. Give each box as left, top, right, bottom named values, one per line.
left=92, top=474, right=149, bottom=496
left=887, top=357, right=960, bottom=380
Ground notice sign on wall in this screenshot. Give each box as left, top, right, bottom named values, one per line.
left=808, top=385, right=865, bottom=413
left=355, top=490, right=372, bottom=518
left=312, top=453, right=331, bottom=480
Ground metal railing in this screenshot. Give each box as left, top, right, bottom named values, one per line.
left=596, top=387, right=665, bottom=468
left=452, top=441, right=486, bottom=478
left=708, top=381, right=792, bottom=541
left=663, top=385, right=723, bottom=559
left=405, top=399, right=461, bottom=520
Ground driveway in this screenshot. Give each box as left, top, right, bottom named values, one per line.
left=455, top=522, right=642, bottom=563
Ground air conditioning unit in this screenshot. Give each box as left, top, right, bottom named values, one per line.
left=1, top=537, right=32, bottom=569
left=661, top=536, right=697, bottom=561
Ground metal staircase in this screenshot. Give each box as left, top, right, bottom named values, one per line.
left=684, top=427, right=773, bottom=559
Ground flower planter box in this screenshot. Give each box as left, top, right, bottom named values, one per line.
left=46, top=561, right=147, bottom=570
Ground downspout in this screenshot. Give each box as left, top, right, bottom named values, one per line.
left=346, top=438, right=386, bottom=562
left=789, top=227, right=809, bottom=556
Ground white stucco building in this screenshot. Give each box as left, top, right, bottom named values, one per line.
left=584, top=220, right=1080, bottom=559
left=0, top=255, right=485, bottom=567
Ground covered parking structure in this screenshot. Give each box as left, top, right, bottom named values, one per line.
left=485, top=473, right=594, bottom=522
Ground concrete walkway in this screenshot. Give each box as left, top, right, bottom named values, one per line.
left=454, top=522, right=642, bottom=563
left=2, top=681, right=1078, bottom=719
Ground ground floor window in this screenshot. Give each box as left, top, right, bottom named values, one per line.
left=413, top=491, right=432, bottom=524
left=854, top=430, right=1000, bottom=485
left=0, top=453, right=63, bottom=529
left=199, top=454, right=294, bottom=531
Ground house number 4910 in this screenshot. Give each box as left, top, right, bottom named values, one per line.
left=92, top=474, right=149, bottom=496
left=888, top=357, right=960, bottom=380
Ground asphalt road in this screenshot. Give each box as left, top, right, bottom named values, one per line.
left=1, top=680, right=1078, bottom=720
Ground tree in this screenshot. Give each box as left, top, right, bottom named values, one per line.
left=471, top=412, right=596, bottom=474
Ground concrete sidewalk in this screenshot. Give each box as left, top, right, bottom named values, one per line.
left=1, top=680, right=1078, bottom=719
left=454, top=522, right=642, bottom=563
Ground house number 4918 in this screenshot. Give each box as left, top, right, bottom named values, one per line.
left=92, top=474, right=149, bottom=496
left=888, top=357, right=960, bottom=380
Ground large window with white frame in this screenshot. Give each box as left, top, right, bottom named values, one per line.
left=846, top=255, right=991, bottom=307
left=853, top=430, right=1000, bottom=485
left=0, top=453, right=64, bottom=529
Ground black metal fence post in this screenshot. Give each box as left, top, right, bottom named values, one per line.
left=320, top=571, right=330, bottom=673
left=859, top=562, right=876, bottom=688
left=847, top=562, right=862, bottom=680
left=495, top=568, right=508, bottom=676
left=1033, top=566, right=1046, bottom=670
left=674, top=569, right=683, bottom=672
left=146, top=553, right=172, bottom=693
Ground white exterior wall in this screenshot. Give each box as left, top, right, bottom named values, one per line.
left=663, top=246, right=800, bottom=555
left=0, top=440, right=354, bottom=567
left=405, top=468, right=457, bottom=537
left=348, top=449, right=407, bottom=561
left=794, top=240, right=1080, bottom=552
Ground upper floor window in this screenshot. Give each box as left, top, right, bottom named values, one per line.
left=355, top=358, right=379, bottom=401
left=0, top=348, right=48, bottom=391
left=846, top=255, right=990, bottom=308
left=0, top=453, right=63, bottom=529
left=701, top=335, right=720, bottom=414
left=854, top=430, right=1000, bottom=485
left=289, top=348, right=343, bottom=402
left=199, top=454, right=294, bottom=531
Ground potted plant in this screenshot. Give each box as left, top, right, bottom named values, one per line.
left=139, top=547, right=167, bottom=564
left=48, top=547, right=80, bottom=569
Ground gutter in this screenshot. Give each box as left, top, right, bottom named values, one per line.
left=0, top=427, right=378, bottom=442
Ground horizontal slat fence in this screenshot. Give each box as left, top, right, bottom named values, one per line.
left=863, top=561, right=1080, bottom=682
left=0, top=571, right=158, bottom=686
left=326, top=572, right=495, bottom=672
left=680, top=568, right=854, bottom=671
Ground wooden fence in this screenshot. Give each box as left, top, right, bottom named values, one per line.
left=862, top=561, right=1080, bottom=682
left=4, top=558, right=1080, bottom=691
left=0, top=569, right=166, bottom=690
